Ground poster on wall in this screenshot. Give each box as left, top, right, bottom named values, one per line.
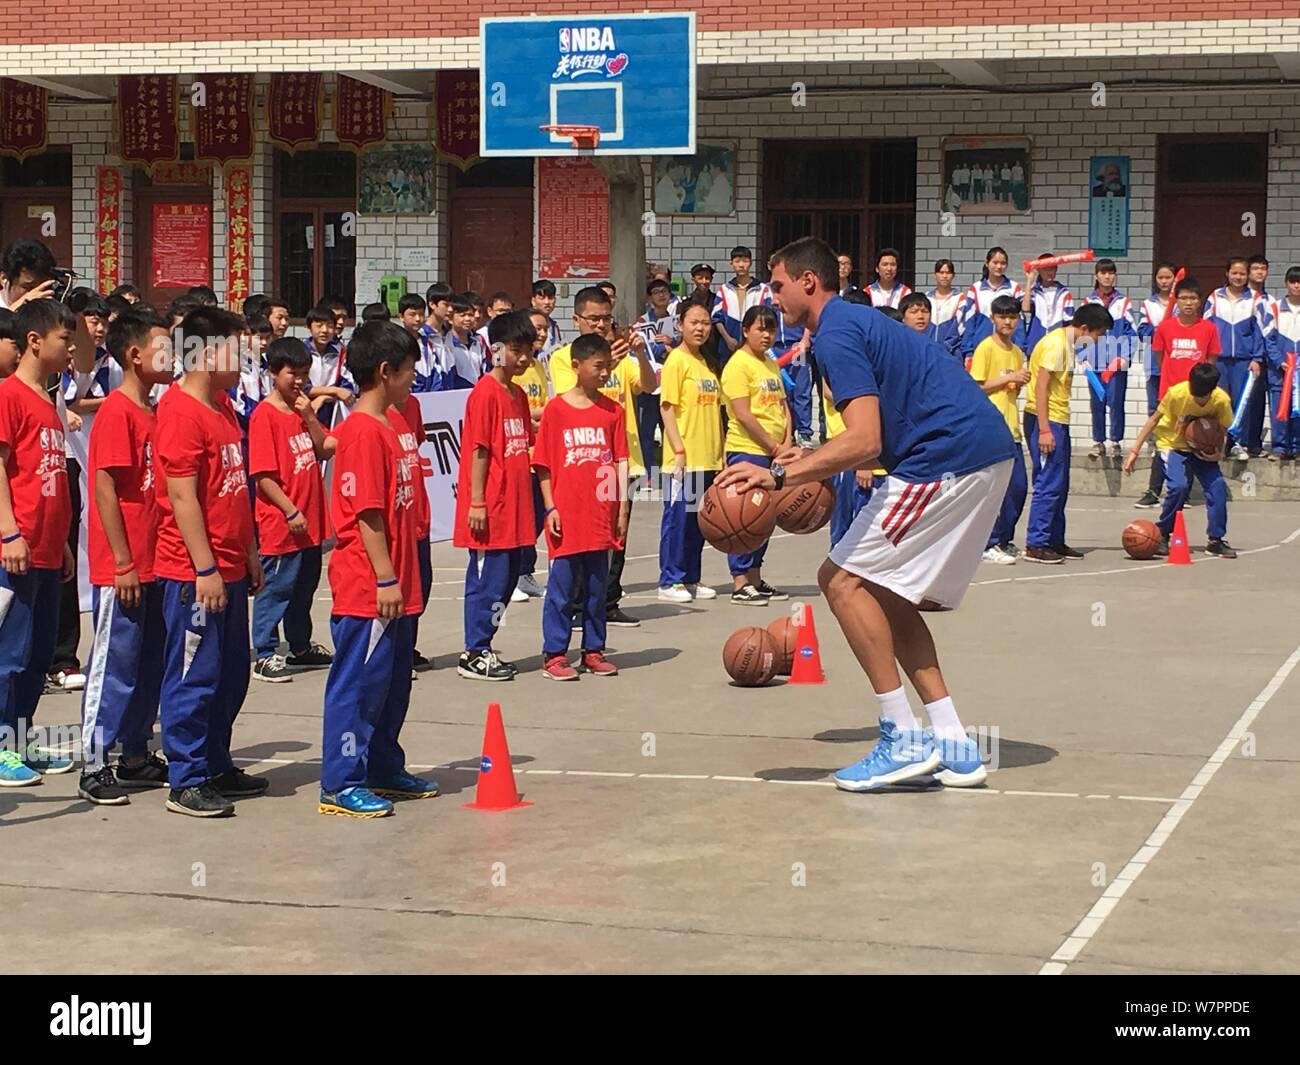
left=940, top=136, right=1031, bottom=216
left=536, top=157, right=609, bottom=279
left=152, top=202, right=211, bottom=289
left=96, top=167, right=122, bottom=295
left=652, top=142, right=734, bottom=215
left=1088, top=155, right=1130, bottom=258
left=359, top=143, right=434, bottom=214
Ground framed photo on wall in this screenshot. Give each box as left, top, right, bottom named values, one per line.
left=358, top=143, right=435, bottom=215
left=1088, top=154, right=1130, bottom=257
left=941, top=137, right=1031, bottom=216
left=652, top=142, right=735, bottom=216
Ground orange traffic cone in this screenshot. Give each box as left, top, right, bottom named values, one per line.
left=1167, top=510, right=1192, bottom=566
left=464, top=703, right=532, bottom=810
left=788, top=603, right=826, bottom=684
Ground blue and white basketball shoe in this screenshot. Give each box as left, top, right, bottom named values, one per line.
left=929, top=730, right=988, bottom=788
left=834, top=719, right=940, bottom=792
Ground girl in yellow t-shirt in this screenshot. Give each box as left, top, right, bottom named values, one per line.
left=720, top=305, right=790, bottom=604
left=658, top=296, right=723, bottom=602
left=516, top=309, right=555, bottom=600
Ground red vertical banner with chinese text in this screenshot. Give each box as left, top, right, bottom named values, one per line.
left=118, top=75, right=180, bottom=169
left=193, top=75, right=254, bottom=166
left=96, top=167, right=122, bottom=295
left=225, top=166, right=252, bottom=308
left=267, top=73, right=322, bottom=152
left=0, top=79, right=47, bottom=161
left=536, top=157, right=609, bottom=279
left=433, top=71, right=479, bottom=170
left=334, top=75, right=388, bottom=152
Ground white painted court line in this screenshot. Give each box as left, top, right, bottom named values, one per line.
left=1039, top=640, right=1300, bottom=976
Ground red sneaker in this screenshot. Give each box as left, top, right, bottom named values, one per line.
left=580, top=651, right=618, bottom=676
left=542, top=654, right=578, bottom=681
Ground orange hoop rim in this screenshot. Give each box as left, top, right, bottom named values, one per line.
left=539, top=124, right=601, bottom=149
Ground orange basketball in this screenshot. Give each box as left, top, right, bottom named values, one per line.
left=774, top=480, right=836, bottom=534
left=723, top=627, right=780, bottom=687
left=1184, top=416, right=1225, bottom=456
left=1122, top=519, right=1162, bottom=560
left=766, top=616, right=797, bottom=675
left=698, top=481, right=778, bottom=554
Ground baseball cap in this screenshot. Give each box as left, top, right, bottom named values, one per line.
left=690, top=263, right=715, bottom=276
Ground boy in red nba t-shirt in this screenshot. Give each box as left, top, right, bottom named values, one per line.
left=1153, top=278, right=1220, bottom=399
left=155, top=307, right=265, bottom=818
left=320, top=321, right=437, bottom=819
left=454, top=311, right=537, bottom=682
left=0, top=300, right=75, bottom=786
left=534, top=333, right=629, bottom=681
left=79, top=309, right=175, bottom=805
left=249, top=337, right=333, bottom=684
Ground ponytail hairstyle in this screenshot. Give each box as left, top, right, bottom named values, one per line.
left=676, top=292, right=724, bottom=378
left=981, top=246, right=1008, bottom=283
left=1152, top=260, right=1177, bottom=295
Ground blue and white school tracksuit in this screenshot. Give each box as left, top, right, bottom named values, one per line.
left=957, top=279, right=1022, bottom=363
left=464, top=549, right=523, bottom=652
left=774, top=311, right=812, bottom=437
left=1020, top=283, right=1074, bottom=359
left=632, top=313, right=671, bottom=470
left=712, top=281, right=772, bottom=353
left=0, top=566, right=62, bottom=737
left=1085, top=291, right=1137, bottom=444
left=724, top=453, right=772, bottom=576
left=1265, top=298, right=1300, bottom=456
left=1024, top=413, right=1071, bottom=548
left=925, top=289, right=962, bottom=358
left=987, top=444, right=1028, bottom=550
left=828, top=470, right=876, bottom=548
left=542, top=551, right=610, bottom=655
left=159, top=578, right=250, bottom=789
left=1138, top=295, right=1169, bottom=416
left=251, top=547, right=322, bottom=660
left=659, top=470, right=716, bottom=586
left=1159, top=451, right=1227, bottom=541
left=868, top=282, right=911, bottom=309
left=321, top=615, right=413, bottom=792
left=82, top=583, right=164, bottom=767
left=1204, top=288, right=1269, bottom=451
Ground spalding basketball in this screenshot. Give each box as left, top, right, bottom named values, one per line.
left=774, top=480, right=836, bottom=534
left=1122, top=519, right=1162, bottom=560
left=723, top=626, right=780, bottom=687
left=1184, top=416, right=1225, bottom=456
left=766, top=616, right=797, bottom=675
left=698, top=482, right=778, bottom=554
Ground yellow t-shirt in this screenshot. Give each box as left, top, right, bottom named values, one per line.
left=1024, top=329, right=1073, bottom=425
left=1154, top=382, right=1232, bottom=453
left=721, top=349, right=788, bottom=456
left=660, top=346, right=722, bottom=471
left=821, top=387, right=886, bottom=476
left=517, top=361, right=550, bottom=416
left=549, top=343, right=645, bottom=476
left=970, top=335, right=1024, bottom=443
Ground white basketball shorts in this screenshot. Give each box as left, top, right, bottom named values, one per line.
left=827, top=459, right=1012, bottom=610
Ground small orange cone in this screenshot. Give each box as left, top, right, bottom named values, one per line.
left=1167, top=510, right=1193, bottom=566
left=464, top=703, right=532, bottom=810
left=788, top=603, right=826, bottom=684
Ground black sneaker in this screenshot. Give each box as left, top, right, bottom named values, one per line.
left=78, top=765, right=129, bottom=806
left=412, top=651, right=431, bottom=669
left=1206, top=538, right=1237, bottom=559
left=757, top=581, right=789, bottom=601
left=1134, top=491, right=1160, bottom=509
left=213, top=767, right=270, bottom=797
left=605, top=606, right=641, bottom=628
left=457, top=650, right=513, bottom=681
left=1023, top=546, right=1064, bottom=565
left=252, top=655, right=292, bottom=683
left=116, top=752, right=168, bottom=789
left=731, top=585, right=769, bottom=605
left=1155, top=537, right=1170, bottom=558
left=165, top=781, right=235, bottom=818
left=286, top=643, right=334, bottom=667
left=1051, top=543, right=1085, bottom=559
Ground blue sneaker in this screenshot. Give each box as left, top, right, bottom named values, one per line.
left=930, top=731, right=988, bottom=788
left=318, top=786, right=394, bottom=818
left=367, top=770, right=439, bottom=800
left=24, top=752, right=75, bottom=775
left=834, top=719, right=940, bottom=792
left=0, top=750, right=42, bottom=787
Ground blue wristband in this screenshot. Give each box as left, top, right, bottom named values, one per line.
left=195, top=564, right=217, bottom=578
left=377, top=577, right=398, bottom=588
left=545, top=507, right=557, bottom=517
left=1, top=531, right=21, bottom=544
left=286, top=509, right=301, bottom=522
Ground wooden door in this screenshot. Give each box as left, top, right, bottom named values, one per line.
left=449, top=187, right=532, bottom=302
left=0, top=191, right=73, bottom=270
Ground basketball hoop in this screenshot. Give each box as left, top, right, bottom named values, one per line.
left=539, top=124, right=601, bottom=150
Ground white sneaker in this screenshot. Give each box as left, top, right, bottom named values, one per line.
left=1003, top=542, right=1022, bottom=557
left=510, top=586, right=529, bottom=603
left=1107, top=441, right=1123, bottom=458
left=982, top=546, right=1016, bottom=566
left=52, top=670, right=85, bottom=692
left=1087, top=443, right=1103, bottom=458
left=657, top=584, right=693, bottom=603
left=1229, top=444, right=1248, bottom=460
left=517, top=573, right=545, bottom=598
left=688, top=584, right=718, bottom=600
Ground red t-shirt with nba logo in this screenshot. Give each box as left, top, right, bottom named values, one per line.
left=154, top=384, right=253, bottom=582
left=328, top=410, right=421, bottom=618
left=248, top=401, right=325, bottom=556
left=392, top=402, right=431, bottom=541
left=1153, top=316, right=1221, bottom=399
left=532, top=394, right=628, bottom=558
left=87, top=389, right=157, bottom=585
left=453, top=375, right=535, bottom=551
left=0, top=374, right=71, bottom=568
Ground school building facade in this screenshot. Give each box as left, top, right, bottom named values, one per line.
left=2, top=6, right=1300, bottom=447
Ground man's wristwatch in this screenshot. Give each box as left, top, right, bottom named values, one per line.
left=771, top=463, right=787, bottom=491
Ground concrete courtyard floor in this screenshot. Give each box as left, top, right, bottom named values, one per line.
left=4, top=497, right=1299, bottom=974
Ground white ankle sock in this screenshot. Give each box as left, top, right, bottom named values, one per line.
left=877, top=686, right=918, bottom=732
left=925, top=696, right=966, bottom=742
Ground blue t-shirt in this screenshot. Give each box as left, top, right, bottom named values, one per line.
left=813, top=297, right=1017, bottom=482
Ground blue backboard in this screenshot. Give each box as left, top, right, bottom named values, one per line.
left=480, top=13, right=696, bottom=157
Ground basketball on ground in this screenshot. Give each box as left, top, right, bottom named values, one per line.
left=723, top=627, right=780, bottom=686
left=774, top=480, right=836, bottom=534
left=1122, top=519, right=1162, bottom=560
left=1184, top=417, right=1225, bottom=456
left=698, top=482, right=778, bottom=554
left=766, top=616, right=798, bottom=675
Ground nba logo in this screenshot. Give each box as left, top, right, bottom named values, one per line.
left=559, top=28, right=570, bottom=52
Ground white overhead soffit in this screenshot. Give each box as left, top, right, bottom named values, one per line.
left=0, top=21, right=1298, bottom=77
